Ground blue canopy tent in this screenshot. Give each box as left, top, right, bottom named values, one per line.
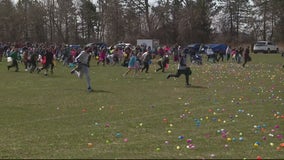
left=204, top=44, right=228, bottom=53
left=185, top=43, right=206, bottom=55
left=69, top=45, right=81, bottom=49
left=187, top=43, right=201, bottom=52
left=186, top=43, right=228, bottom=54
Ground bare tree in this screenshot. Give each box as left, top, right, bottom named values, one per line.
left=216, top=0, right=252, bottom=44
left=79, top=0, right=98, bottom=43
left=272, top=0, right=284, bottom=41
left=45, top=0, right=55, bottom=42
left=0, top=0, right=17, bottom=42
left=98, top=0, right=125, bottom=45
left=252, top=0, right=284, bottom=41
left=16, top=0, right=47, bottom=42
left=0, top=0, right=283, bottom=45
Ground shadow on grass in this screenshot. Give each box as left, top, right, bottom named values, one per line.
left=62, top=88, right=113, bottom=93
left=121, top=76, right=154, bottom=80
left=190, top=85, right=208, bottom=89
left=93, top=90, right=113, bottom=93
left=134, top=77, right=154, bottom=80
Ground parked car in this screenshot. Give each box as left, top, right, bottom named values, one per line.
left=115, top=42, right=132, bottom=50
left=253, top=41, right=279, bottom=53
left=85, top=42, right=107, bottom=50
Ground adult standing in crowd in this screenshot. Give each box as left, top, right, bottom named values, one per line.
left=236, top=47, right=243, bottom=64
left=206, top=47, right=216, bottom=63
left=217, top=50, right=225, bottom=62
left=242, top=46, right=251, bottom=67
left=226, top=45, right=231, bottom=61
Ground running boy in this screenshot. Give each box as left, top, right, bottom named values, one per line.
left=167, top=52, right=192, bottom=87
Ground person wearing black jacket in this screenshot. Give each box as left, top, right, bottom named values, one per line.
left=37, top=46, right=54, bottom=76
left=167, top=53, right=192, bottom=87
left=155, top=54, right=169, bottom=73
left=242, top=46, right=251, bottom=67
left=29, top=52, right=38, bottom=73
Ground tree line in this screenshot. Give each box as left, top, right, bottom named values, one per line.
left=0, top=0, right=283, bottom=46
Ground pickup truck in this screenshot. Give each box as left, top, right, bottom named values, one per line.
left=253, top=41, right=279, bottom=53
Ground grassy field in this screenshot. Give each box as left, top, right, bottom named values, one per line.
left=0, top=54, right=283, bottom=159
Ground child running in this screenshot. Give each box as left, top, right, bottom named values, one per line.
left=72, top=46, right=94, bottom=92
left=122, top=50, right=138, bottom=77
left=167, top=52, right=192, bottom=88
left=7, top=47, right=21, bottom=72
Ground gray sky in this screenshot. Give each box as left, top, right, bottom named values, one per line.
left=12, top=0, right=156, bottom=5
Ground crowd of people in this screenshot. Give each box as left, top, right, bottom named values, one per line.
left=0, top=42, right=253, bottom=92
left=204, top=45, right=251, bottom=67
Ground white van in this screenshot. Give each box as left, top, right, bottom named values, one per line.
left=253, top=41, right=279, bottom=53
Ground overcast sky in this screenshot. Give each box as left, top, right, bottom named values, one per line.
left=12, top=0, right=156, bottom=5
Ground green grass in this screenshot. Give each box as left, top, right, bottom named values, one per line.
left=0, top=54, right=283, bottom=159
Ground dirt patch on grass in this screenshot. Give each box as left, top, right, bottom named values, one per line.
left=277, top=43, right=284, bottom=52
